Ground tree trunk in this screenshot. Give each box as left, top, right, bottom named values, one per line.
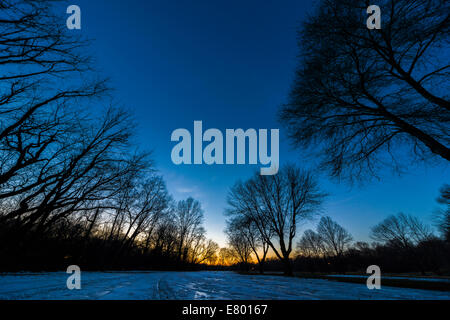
left=258, top=261, right=265, bottom=274
left=283, top=257, right=293, bottom=276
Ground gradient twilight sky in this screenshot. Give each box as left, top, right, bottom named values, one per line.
left=63, top=0, right=448, bottom=247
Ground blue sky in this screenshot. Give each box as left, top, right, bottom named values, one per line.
left=65, top=0, right=449, bottom=247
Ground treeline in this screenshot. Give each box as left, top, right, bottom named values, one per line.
left=0, top=1, right=220, bottom=271
left=225, top=186, right=450, bottom=275
left=0, top=193, right=219, bottom=271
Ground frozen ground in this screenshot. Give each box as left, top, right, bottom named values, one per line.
left=0, top=271, right=448, bottom=300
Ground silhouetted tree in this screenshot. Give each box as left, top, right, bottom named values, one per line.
left=217, top=247, right=237, bottom=266
left=190, top=239, right=219, bottom=265
left=225, top=221, right=253, bottom=269
left=151, top=213, right=179, bottom=258
left=226, top=216, right=270, bottom=273
left=371, top=212, right=432, bottom=248
left=226, top=165, right=325, bottom=276
left=0, top=0, right=109, bottom=199
left=174, top=197, right=205, bottom=263
left=297, top=229, right=325, bottom=257
left=317, top=216, right=353, bottom=257
left=280, top=0, right=449, bottom=181
left=115, top=175, right=170, bottom=256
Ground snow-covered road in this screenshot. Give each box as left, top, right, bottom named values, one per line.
left=0, top=271, right=448, bottom=300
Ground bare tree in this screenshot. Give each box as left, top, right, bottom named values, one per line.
left=118, top=175, right=170, bottom=254
left=280, top=0, right=449, bottom=181
left=0, top=0, right=108, bottom=195
left=226, top=165, right=325, bottom=276
left=217, top=247, right=237, bottom=266
left=190, top=238, right=219, bottom=265
left=217, top=247, right=236, bottom=266
left=174, top=197, right=205, bottom=263
left=226, top=216, right=270, bottom=273
left=371, top=212, right=433, bottom=247
left=152, top=213, right=179, bottom=257
left=317, top=216, right=353, bottom=257
left=297, top=229, right=325, bottom=257
left=225, top=221, right=253, bottom=267
left=0, top=108, right=148, bottom=235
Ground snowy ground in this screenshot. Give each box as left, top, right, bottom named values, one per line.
left=0, top=271, right=448, bottom=300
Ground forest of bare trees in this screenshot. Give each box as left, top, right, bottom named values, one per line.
left=0, top=0, right=221, bottom=271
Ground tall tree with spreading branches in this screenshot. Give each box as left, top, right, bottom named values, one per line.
left=280, top=0, right=449, bottom=181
